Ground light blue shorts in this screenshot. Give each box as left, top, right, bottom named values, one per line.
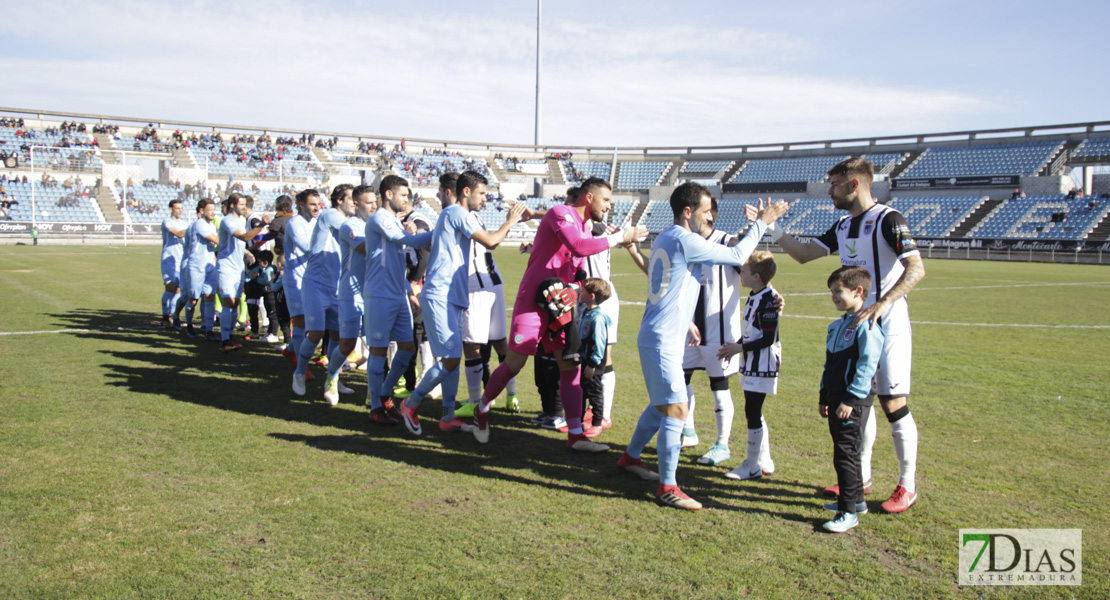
left=161, top=255, right=181, bottom=285
left=218, top=266, right=244, bottom=300
left=364, top=295, right=414, bottom=348
left=338, top=294, right=364, bottom=339
left=639, top=345, right=686, bottom=407
left=421, top=295, right=462, bottom=359
left=302, top=284, right=339, bottom=332
left=284, top=276, right=304, bottom=318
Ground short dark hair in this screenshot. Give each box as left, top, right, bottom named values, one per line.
left=439, top=172, right=459, bottom=193
left=379, top=175, right=409, bottom=199
left=295, top=189, right=319, bottom=206
left=583, top=277, right=612, bottom=304
left=827, top=266, right=871, bottom=297
left=244, top=195, right=255, bottom=209
left=828, top=157, right=874, bottom=188
left=353, top=184, right=375, bottom=201
left=197, top=197, right=215, bottom=212
left=330, top=183, right=354, bottom=205
left=168, top=199, right=182, bottom=209
left=670, top=182, right=710, bottom=219
left=275, top=194, right=293, bottom=213
left=456, top=171, right=488, bottom=198
left=579, top=177, right=610, bottom=202
left=256, top=250, right=274, bottom=264
left=565, top=186, right=580, bottom=204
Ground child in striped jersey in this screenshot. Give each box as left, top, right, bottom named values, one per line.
left=719, top=250, right=782, bottom=481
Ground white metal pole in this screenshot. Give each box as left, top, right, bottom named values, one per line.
left=535, top=0, right=542, bottom=147
left=122, top=150, right=128, bottom=247
left=30, top=147, right=36, bottom=232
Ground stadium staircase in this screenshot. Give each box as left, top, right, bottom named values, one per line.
left=720, top=160, right=746, bottom=183
left=489, top=159, right=509, bottom=183
left=1042, top=140, right=1082, bottom=176
left=173, top=146, right=197, bottom=169
left=949, top=198, right=1003, bottom=237
left=310, top=147, right=344, bottom=175
left=1085, top=212, right=1110, bottom=241
left=629, top=200, right=650, bottom=227
left=94, top=133, right=121, bottom=164
left=547, top=158, right=565, bottom=185
left=889, top=150, right=923, bottom=179
left=96, top=185, right=125, bottom=223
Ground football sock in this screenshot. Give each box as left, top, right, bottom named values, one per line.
left=169, top=291, right=181, bottom=320
left=326, top=339, right=345, bottom=379
left=173, top=295, right=186, bottom=320
left=889, top=409, right=918, bottom=493
left=220, top=305, right=235, bottom=342
left=202, top=301, right=215, bottom=332
left=366, top=354, right=387, bottom=410
left=746, top=427, right=762, bottom=465
left=162, top=291, right=174, bottom=317
left=559, top=368, right=583, bottom=435
left=294, top=336, right=316, bottom=377
left=713, top=388, right=734, bottom=445
left=601, top=366, right=615, bottom=420
left=498, top=354, right=518, bottom=397
left=759, top=415, right=773, bottom=469
left=380, top=349, right=413, bottom=400
left=465, top=358, right=484, bottom=403
left=440, top=366, right=460, bottom=421
left=406, top=361, right=447, bottom=410
left=480, top=362, right=512, bottom=409
left=184, top=303, right=195, bottom=327
left=861, top=401, right=877, bottom=483
left=626, top=407, right=663, bottom=459
left=658, top=417, right=685, bottom=486
left=291, top=327, right=305, bottom=357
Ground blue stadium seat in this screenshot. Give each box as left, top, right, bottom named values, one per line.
left=899, top=141, right=1063, bottom=179
left=731, top=156, right=849, bottom=183
left=969, top=195, right=1109, bottom=240
left=887, top=196, right=986, bottom=238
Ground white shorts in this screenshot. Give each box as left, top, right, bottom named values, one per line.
left=461, top=285, right=506, bottom=344
left=599, top=285, right=619, bottom=345
left=742, top=374, right=778, bottom=395
left=872, top=298, right=912, bottom=397
left=682, top=344, right=740, bottom=379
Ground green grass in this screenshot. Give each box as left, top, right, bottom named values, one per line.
left=0, top=246, right=1107, bottom=599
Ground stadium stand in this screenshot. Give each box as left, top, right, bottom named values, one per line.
left=1071, top=138, right=1110, bottom=159
left=865, top=152, right=908, bottom=173
left=969, top=195, right=1110, bottom=240
left=561, top=160, right=612, bottom=185
left=189, top=140, right=324, bottom=181
left=898, top=141, right=1063, bottom=179
left=640, top=199, right=673, bottom=232
left=0, top=126, right=101, bottom=172
left=730, top=155, right=849, bottom=183
left=1, top=180, right=101, bottom=222
left=116, top=183, right=192, bottom=224
left=777, top=197, right=840, bottom=237
left=384, top=150, right=494, bottom=187
left=117, top=135, right=173, bottom=154
left=609, top=198, right=637, bottom=225
left=616, top=162, right=669, bottom=190
left=887, top=196, right=987, bottom=238
left=680, top=160, right=731, bottom=177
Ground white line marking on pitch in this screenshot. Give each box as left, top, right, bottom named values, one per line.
left=0, top=328, right=103, bottom=336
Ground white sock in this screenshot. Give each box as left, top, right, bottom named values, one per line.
left=891, top=412, right=918, bottom=493
left=861, top=404, right=877, bottom=483
left=601, top=369, right=615, bottom=420
left=419, top=340, right=433, bottom=376
left=759, top=415, right=774, bottom=472
left=713, top=388, right=734, bottom=445
left=506, top=376, right=517, bottom=397
left=684, top=385, right=696, bottom=430
left=465, top=360, right=484, bottom=404
left=746, top=427, right=761, bottom=465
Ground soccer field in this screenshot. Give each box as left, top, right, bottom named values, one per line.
left=1, top=245, right=1107, bottom=599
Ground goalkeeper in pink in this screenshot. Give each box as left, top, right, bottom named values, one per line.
left=473, top=177, right=647, bottom=450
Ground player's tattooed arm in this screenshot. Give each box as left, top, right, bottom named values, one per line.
left=852, top=253, right=925, bottom=328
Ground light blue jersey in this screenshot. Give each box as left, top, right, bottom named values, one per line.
left=282, top=214, right=314, bottom=287
left=422, top=204, right=481, bottom=308
left=364, top=208, right=433, bottom=299
left=216, top=214, right=247, bottom=272
left=181, top=219, right=197, bottom=262
left=187, top=219, right=218, bottom=271
left=338, top=216, right=367, bottom=302
left=302, top=208, right=347, bottom=294
left=161, top=216, right=186, bottom=260
left=638, top=221, right=767, bottom=350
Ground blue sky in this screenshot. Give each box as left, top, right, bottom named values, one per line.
left=2, top=0, right=1106, bottom=148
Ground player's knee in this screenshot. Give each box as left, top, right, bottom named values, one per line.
left=708, top=376, right=730, bottom=392
left=878, top=395, right=908, bottom=415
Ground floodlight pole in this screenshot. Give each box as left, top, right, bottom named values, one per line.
left=534, top=0, right=542, bottom=148
left=122, top=150, right=128, bottom=247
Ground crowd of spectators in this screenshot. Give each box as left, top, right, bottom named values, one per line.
left=0, top=117, right=25, bottom=128
left=381, top=147, right=492, bottom=186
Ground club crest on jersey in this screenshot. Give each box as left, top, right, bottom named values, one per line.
left=843, top=327, right=855, bottom=342
left=563, top=213, right=575, bottom=224
left=514, top=334, right=524, bottom=344
left=863, top=221, right=874, bottom=235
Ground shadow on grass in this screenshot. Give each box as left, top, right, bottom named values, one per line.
left=50, top=307, right=832, bottom=519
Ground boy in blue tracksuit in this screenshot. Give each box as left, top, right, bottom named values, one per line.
left=577, top=278, right=612, bottom=437
left=820, top=266, right=885, bottom=533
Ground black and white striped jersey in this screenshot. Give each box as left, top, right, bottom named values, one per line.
left=814, top=203, right=919, bottom=308
left=467, top=211, right=502, bottom=290
left=691, top=229, right=743, bottom=347
left=740, top=285, right=781, bottom=378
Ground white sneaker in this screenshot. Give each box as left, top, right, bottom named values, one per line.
left=337, top=380, right=354, bottom=394
left=681, top=427, right=700, bottom=448
left=759, top=457, right=775, bottom=476
left=323, top=378, right=339, bottom=406
left=263, top=333, right=280, bottom=343
left=292, top=373, right=306, bottom=397
left=724, top=458, right=763, bottom=481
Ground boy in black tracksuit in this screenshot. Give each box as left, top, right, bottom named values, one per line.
left=819, top=266, right=885, bottom=533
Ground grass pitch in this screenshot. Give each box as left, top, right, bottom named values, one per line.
left=0, top=245, right=1107, bottom=599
